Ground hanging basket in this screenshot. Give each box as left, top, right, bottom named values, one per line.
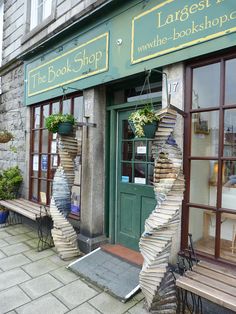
left=143, top=121, right=158, bottom=138
left=0, top=131, right=13, bottom=143
left=58, top=122, right=74, bottom=135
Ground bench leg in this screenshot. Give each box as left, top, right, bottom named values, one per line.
left=37, top=216, right=54, bottom=251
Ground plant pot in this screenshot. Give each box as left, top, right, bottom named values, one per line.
left=58, top=122, right=73, bottom=135
left=0, top=210, right=9, bottom=224
left=143, top=121, right=158, bottom=138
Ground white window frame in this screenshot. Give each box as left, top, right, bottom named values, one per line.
left=22, top=0, right=56, bottom=43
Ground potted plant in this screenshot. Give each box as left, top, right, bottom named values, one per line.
left=128, top=105, right=159, bottom=138
left=45, top=113, right=75, bottom=135
left=0, top=166, right=23, bottom=224
left=0, top=130, right=13, bottom=143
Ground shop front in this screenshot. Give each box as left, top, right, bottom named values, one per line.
left=24, top=0, right=236, bottom=259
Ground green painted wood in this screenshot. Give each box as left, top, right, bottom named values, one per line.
left=116, top=110, right=156, bottom=251
left=25, top=0, right=236, bottom=105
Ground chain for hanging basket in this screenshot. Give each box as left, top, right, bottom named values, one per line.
left=0, top=130, right=13, bottom=143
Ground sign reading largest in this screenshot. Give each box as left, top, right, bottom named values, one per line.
left=131, top=0, right=236, bottom=64
left=27, top=32, right=109, bottom=97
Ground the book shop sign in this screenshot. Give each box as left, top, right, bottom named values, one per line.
left=131, top=0, right=236, bottom=64
left=27, top=32, right=109, bottom=97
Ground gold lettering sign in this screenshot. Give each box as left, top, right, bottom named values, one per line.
left=27, top=32, right=109, bottom=97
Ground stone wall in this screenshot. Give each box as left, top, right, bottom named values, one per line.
left=0, top=63, right=29, bottom=198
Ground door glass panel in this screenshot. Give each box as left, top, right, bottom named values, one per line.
left=220, top=212, right=236, bottom=263
left=123, top=120, right=134, bottom=139
left=191, top=111, right=219, bottom=157
left=32, top=179, right=38, bottom=202
left=134, top=141, right=146, bottom=162
left=192, top=63, right=220, bottom=109
left=222, top=161, right=236, bottom=210
left=225, top=58, right=236, bottom=105
left=189, top=207, right=215, bottom=256
left=134, top=163, right=146, bottom=184
left=148, top=164, right=154, bottom=185
left=62, top=99, right=70, bottom=114
left=224, top=109, right=236, bottom=157
left=122, top=142, right=132, bottom=161
left=190, top=160, right=217, bottom=206
left=121, top=163, right=132, bottom=183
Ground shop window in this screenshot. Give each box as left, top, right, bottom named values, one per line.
left=184, top=55, right=236, bottom=263
left=29, top=94, right=83, bottom=206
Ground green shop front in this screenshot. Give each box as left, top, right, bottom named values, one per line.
left=24, top=0, right=236, bottom=265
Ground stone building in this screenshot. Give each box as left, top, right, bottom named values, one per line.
left=0, top=0, right=236, bottom=278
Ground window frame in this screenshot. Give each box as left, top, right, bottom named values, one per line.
left=182, top=50, right=236, bottom=264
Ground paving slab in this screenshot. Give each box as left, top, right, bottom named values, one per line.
left=16, top=293, right=68, bottom=314
left=6, top=226, right=34, bottom=236
left=0, top=250, right=6, bottom=260
left=4, top=234, right=31, bottom=245
left=24, top=239, right=38, bottom=249
left=88, top=292, right=139, bottom=314
left=1, top=243, right=31, bottom=256
left=0, top=239, right=8, bottom=248
left=20, top=273, right=63, bottom=299
left=0, top=254, right=31, bottom=271
left=50, top=266, right=78, bottom=284
left=126, top=300, right=149, bottom=314
left=67, top=302, right=101, bottom=314
left=0, top=286, right=31, bottom=313
left=22, top=257, right=59, bottom=277
left=48, top=254, right=71, bottom=267
left=53, top=279, right=99, bottom=310
left=0, top=230, right=11, bottom=239
left=0, top=268, right=31, bottom=291
left=23, top=248, right=55, bottom=261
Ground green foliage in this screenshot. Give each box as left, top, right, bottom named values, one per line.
left=128, top=105, right=159, bottom=137
left=0, top=166, right=23, bottom=200
left=45, top=114, right=75, bottom=133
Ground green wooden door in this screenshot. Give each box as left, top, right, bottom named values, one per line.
left=116, top=110, right=156, bottom=251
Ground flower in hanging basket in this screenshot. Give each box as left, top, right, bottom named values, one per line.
left=0, top=130, right=14, bottom=143
left=45, top=113, right=75, bottom=134
left=128, top=105, right=159, bottom=138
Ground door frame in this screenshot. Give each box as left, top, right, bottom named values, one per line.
left=106, top=96, right=162, bottom=245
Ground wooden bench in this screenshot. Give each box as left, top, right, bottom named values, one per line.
left=176, top=260, right=236, bottom=313
left=0, top=198, right=53, bottom=251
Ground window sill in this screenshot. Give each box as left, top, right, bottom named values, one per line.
left=21, top=14, right=56, bottom=45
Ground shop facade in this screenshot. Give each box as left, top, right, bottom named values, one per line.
left=3, top=0, right=235, bottom=263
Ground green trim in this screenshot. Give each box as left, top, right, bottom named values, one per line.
left=106, top=96, right=162, bottom=111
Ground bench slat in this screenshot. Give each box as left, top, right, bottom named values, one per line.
left=176, top=276, right=236, bottom=312
left=199, top=260, right=236, bottom=280
left=0, top=201, right=37, bottom=220
left=185, top=270, right=236, bottom=297
left=0, top=200, right=41, bottom=217
left=193, top=264, right=236, bottom=288
left=12, top=199, right=48, bottom=214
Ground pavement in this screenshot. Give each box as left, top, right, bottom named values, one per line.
left=0, top=223, right=149, bottom=314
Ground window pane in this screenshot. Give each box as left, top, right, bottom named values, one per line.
left=190, top=160, right=217, bottom=207
left=52, top=102, right=60, bottom=114
left=121, top=163, right=132, bottom=183
left=189, top=207, right=215, bottom=256
left=43, top=0, right=52, bottom=19
left=134, top=141, right=146, bottom=162
left=41, top=154, right=48, bottom=179
left=122, top=141, right=132, bottom=161
left=225, top=58, right=236, bottom=105
left=40, top=180, right=47, bottom=197
left=74, top=97, right=84, bottom=122
left=34, top=107, right=41, bottom=128
left=222, top=161, right=236, bottom=211
left=33, top=131, right=40, bottom=152
left=32, top=179, right=38, bottom=202
left=41, top=129, right=48, bottom=153
left=42, top=104, right=49, bottom=128
left=220, top=212, right=236, bottom=263
left=224, top=109, right=236, bottom=157
left=62, top=99, right=71, bottom=114
left=192, top=63, right=220, bottom=109
left=32, top=154, right=39, bottom=176
left=191, top=111, right=219, bottom=157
